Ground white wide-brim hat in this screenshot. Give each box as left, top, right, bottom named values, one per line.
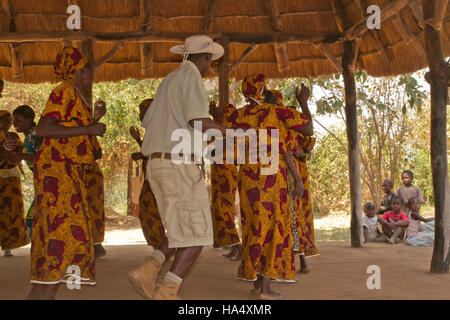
left=170, top=35, right=224, bottom=61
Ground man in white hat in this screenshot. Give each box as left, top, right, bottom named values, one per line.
left=128, top=35, right=229, bottom=300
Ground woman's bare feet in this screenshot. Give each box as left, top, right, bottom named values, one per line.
left=298, top=255, right=310, bottom=273
left=94, top=244, right=107, bottom=259
left=222, top=246, right=234, bottom=258
left=27, top=284, right=59, bottom=300
left=3, top=250, right=12, bottom=257
left=229, top=244, right=242, bottom=261
left=260, top=277, right=282, bottom=300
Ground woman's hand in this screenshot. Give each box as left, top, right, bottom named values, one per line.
left=209, top=101, right=224, bottom=122
left=88, top=123, right=106, bottom=137
left=295, top=83, right=311, bottom=107
left=94, top=99, right=107, bottom=122
left=294, top=177, right=305, bottom=199
left=129, top=126, right=141, bottom=143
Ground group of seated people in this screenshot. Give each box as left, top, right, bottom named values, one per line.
left=362, top=170, right=435, bottom=246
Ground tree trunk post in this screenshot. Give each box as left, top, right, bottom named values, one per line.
left=218, top=37, right=230, bottom=106
left=342, top=40, right=363, bottom=247
left=81, top=39, right=94, bottom=108
left=423, top=0, right=450, bottom=274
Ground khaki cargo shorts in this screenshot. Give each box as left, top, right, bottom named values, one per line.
left=146, top=158, right=213, bottom=248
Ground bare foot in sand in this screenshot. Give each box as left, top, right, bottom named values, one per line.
left=298, top=255, right=310, bottom=273
left=94, top=244, right=107, bottom=259
left=4, top=250, right=12, bottom=257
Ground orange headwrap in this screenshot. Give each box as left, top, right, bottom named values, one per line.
left=54, top=47, right=88, bottom=84
left=242, top=74, right=267, bottom=104
left=0, top=110, right=11, bottom=119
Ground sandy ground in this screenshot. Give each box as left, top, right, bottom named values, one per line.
left=1, top=225, right=449, bottom=300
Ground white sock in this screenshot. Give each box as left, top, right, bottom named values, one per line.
left=151, top=249, right=165, bottom=266
left=163, top=271, right=183, bottom=285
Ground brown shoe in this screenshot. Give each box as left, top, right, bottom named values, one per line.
left=152, top=280, right=181, bottom=300
left=128, top=258, right=161, bottom=299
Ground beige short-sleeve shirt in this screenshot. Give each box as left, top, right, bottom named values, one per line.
left=141, top=60, right=210, bottom=157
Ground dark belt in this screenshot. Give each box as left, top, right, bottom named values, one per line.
left=150, top=152, right=196, bottom=162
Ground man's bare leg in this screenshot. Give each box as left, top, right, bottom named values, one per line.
left=169, top=246, right=203, bottom=278
left=26, top=284, right=59, bottom=300
left=298, top=254, right=310, bottom=273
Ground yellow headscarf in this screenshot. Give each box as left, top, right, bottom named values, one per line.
left=242, top=74, right=267, bottom=104
left=54, top=47, right=88, bottom=84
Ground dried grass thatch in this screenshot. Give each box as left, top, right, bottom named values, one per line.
left=0, top=0, right=449, bottom=83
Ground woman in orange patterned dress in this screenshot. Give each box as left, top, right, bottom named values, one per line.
left=209, top=103, right=241, bottom=259
left=236, top=77, right=313, bottom=300
left=0, top=110, right=30, bottom=257
left=27, top=47, right=107, bottom=300
left=130, top=99, right=165, bottom=249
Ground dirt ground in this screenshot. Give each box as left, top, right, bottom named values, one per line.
left=1, top=227, right=449, bottom=300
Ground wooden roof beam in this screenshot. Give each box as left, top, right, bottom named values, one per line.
left=139, top=0, right=153, bottom=76
left=408, top=0, right=424, bottom=29
left=314, top=42, right=343, bottom=72
left=330, top=0, right=345, bottom=33
left=2, top=0, right=23, bottom=79
left=263, top=0, right=290, bottom=72
left=424, top=0, right=448, bottom=30
left=344, top=0, right=410, bottom=40
left=205, top=0, right=217, bottom=33
left=229, top=44, right=258, bottom=73
left=390, top=13, right=426, bottom=57
left=95, top=42, right=124, bottom=69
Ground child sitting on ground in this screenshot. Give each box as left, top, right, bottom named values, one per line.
left=405, top=198, right=435, bottom=246
left=378, top=195, right=409, bottom=244
left=378, top=179, right=395, bottom=215
left=397, top=170, right=424, bottom=215
left=362, top=202, right=384, bottom=243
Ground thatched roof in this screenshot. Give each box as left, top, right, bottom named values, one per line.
left=0, top=0, right=449, bottom=83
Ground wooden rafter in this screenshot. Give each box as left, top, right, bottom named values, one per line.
left=354, top=0, right=391, bottom=65
left=139, top=0, right=153, bottom=76
left=390, top=13, right=426, bottom=57
left=424, top=0, right=449, bottom=30
left=314, top=42, right=343, bottom=72
left=330, top=0, right=345, bottom=33
left=229, top=44, right=258, bottom=73
left=2, top=0, right=23, bottom=78
left=263, top=0, right=290, bottom=72
left=205, top=0, right=217, bottom=33
left=408, top=0, right=424, bottom=29
left=95, top=42, right=124, bottom=69
left=0, top=31, right=341, bottom=44
left=344, top=0, right=410, bottom=40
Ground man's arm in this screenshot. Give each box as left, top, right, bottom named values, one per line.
left=411, top=211, right=434, bottom=223
left=188, top=118, right=228, bottom=135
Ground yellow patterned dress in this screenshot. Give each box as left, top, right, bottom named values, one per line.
left=30, top=82, right=97, bottom=285
left=138, top=157, right=165, bottom=248
left=211, top=104, right=241, bottom=248
left=0, top=131, right=30, bottom=251
left=235, top=103, right=310, bottom=282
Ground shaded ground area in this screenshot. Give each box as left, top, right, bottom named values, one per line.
left=1, top=239, right=449, bottom=300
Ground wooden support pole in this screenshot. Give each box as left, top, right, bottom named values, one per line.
left=218, top=38, right=230, bottom=106
left=81, top=39, right=94, bottom=108
left=314, top=42, right=343, bottom=73
left=344, top=0, right=410, bottom=40
left=205, top=0, right=217, bottom=32
left=140, top=0, right=153, bottom=76
left=423, top=0, right=450, bottom=274
left=2, top=0, right=23, bottom=79
left=342, top=40, right=363, bottom=248
left=428, top=0, right=449, bottom=30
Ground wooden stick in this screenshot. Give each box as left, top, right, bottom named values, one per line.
left=0, top=31, right=342, bottom=44
left=408, top=0, right=424, bottom=29
left=423, top=0, right=450, bottom=274
left=81, top=39, right=94, bottom=106
left=264, top=0, right=282, bottom=32
left=342, top=40, right=363, bottom=248
left=344, top=0, right=410, bottom=40
left=139, top=0, right=153, bottom=76
left=229, top=44, right=258, bottom=73
left=314, top=42, right=343, bottom=72
left=429, top=0, right=449, bottom=30
left=9, top=43, right=23, bottom=78
left=218, top=38, right=230, bottom=106
left=330, top=0, right=345, bottom=33
left=390, top=13, right=426, bottom=57
left=205, top=0, right=217, bottom=33
left=95, top=42, right=124, bottom=69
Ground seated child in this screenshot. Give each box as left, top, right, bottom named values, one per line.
left=363, top=202, right=384, bottom=243
left=378, top=195, right=409, bottom=244
left=397, top=170, right=424, bottom=215
left=378, top=179, right=394, bottom=215
left=405, top=198, right=435, bottom=246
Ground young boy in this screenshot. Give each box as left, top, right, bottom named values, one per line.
left=397, top=170, right=424, bottom=215
left=405, top=198, right=435, bottom=246
left=378, top=179, right=395, bottom=215
left=378, top=195, right=409, bottom=244
left=362, top=202, right=384, bottom=243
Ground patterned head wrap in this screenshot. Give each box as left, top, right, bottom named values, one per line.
left=54, top=47, right=89, bottom=84
left=0, top=110, right=11, bottom=119
left=265, top=90, right=284, bottom=106
left=242, top=74, right=267, bottom=104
